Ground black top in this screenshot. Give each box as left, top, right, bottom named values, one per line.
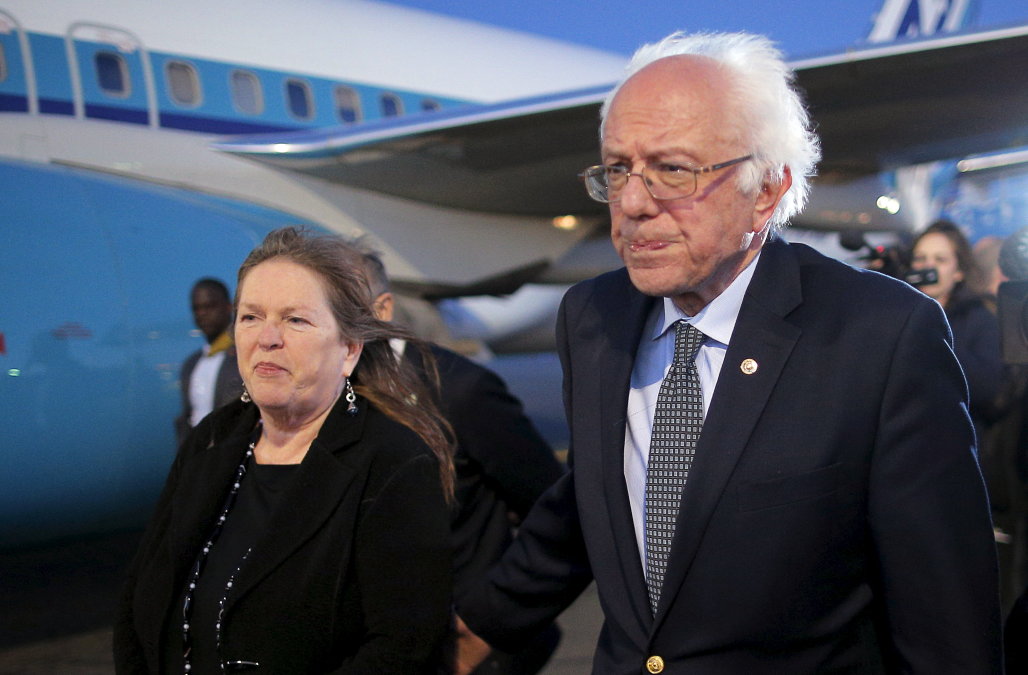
left=945, top=292, right=1004, bottom=426
left=116, top=394, right=453, bottom=674
left=161, top=461, right=298, bottom=672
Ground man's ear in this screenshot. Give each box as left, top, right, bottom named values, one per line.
left=751, top=166, right=792, bottom=233
left=373, top=292, right=395, bottom=322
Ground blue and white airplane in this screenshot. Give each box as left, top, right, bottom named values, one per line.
left=0, top=0, right=628, bottom=549
left=1, top=0, right=1026, bottom=548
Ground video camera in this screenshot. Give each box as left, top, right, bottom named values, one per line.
left=840, top=227, right=1028, bottom=364
left=838, top=230, right=937, bottom=287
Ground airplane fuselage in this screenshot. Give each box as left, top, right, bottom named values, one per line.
left=0, top=0, right=625, bottom=548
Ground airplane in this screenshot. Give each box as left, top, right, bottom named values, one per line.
left=0, top=0, right=628, bottom=550
left=2, top=0, right=1026, bottom=549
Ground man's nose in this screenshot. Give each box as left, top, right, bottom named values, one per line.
left=617, top=172, right=660, bottom=217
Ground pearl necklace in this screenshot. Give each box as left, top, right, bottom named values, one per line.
left=180, top=439, right=254, bottom=673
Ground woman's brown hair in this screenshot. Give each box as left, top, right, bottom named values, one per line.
left=236, top=226, right=456, bottom=502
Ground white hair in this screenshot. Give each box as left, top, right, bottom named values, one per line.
left=600, top=31, right=821, bottom=232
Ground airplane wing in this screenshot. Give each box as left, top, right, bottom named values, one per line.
left=211, top=85, right=610, bottom=217
left=211, top=24, right=1028, bottom=217
left=795, top=24, right=1028, bottom=180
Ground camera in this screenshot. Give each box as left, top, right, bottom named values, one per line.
left=839, top=230, right=913, bottom=282
left=903, top=268, right=939, bottom=287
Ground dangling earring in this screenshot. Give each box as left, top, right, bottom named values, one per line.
left=240, top=386, right=251, bottom=403
left=344, top=377, right=358, bottom=415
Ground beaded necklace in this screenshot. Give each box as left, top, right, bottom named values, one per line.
left=180, top=431, right=257, bottom=674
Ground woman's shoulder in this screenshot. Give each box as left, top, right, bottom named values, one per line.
left=342, top=404, right=444, bottom=511
left=182, top=399, right=259, bottom=455
left=359, top=403, right=435, bottom=464
left=316, top=398, right=434, bottom=467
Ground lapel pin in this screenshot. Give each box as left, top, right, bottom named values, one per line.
left=740, top=358, right=758, bottom=375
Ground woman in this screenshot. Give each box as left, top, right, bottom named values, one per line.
left=910, top=220, right=1004, bottom=433
left=115, top=227, right=456, bottom=674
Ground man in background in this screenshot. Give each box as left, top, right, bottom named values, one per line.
left=174, top=277, right=243, bottom=444
left=358, top=244, right=566, bottom=675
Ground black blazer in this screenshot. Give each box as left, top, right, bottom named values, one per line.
left=461, top=239, right=1002, bottom=673
left=174, top=344, right=244, bottom=443
left=115, top=395, right=453, bottom=674
left=407, top=344, right=564, bottom=603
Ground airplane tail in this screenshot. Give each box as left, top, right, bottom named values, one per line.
left=868, top=0, right=979, bottom=43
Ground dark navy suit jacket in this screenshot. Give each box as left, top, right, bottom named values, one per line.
left=461, top=238, right=1002, bottom=674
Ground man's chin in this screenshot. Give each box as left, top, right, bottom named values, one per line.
left=626, top=266, right=686, bottom=298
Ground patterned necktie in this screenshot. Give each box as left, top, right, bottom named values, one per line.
left=644, top=320, right=705, bottom=615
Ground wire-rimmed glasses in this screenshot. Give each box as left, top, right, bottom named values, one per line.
left=578, top=155, right=753, bottom=203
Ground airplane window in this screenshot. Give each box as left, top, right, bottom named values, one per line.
left=0, top=43, right=7, bottom=83
left=285, top=78, right=313, bottom=120
left=231, top=70, right=263, bottom=115
left=334, top=85, right=361, bottom=124
left=421, top=99, right=441, bottom=113
left=380, top=93, right=402, bottom=117
left=166, top=61, right=200, bottom=107
left=95, top=51, right=130, bottom=97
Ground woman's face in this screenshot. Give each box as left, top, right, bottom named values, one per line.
left=235, top=259, right=362, bottom=424
left=911, top=231, right=964, bottom=305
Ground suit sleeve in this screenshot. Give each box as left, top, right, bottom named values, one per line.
left=457, top=293, right=593, bottom=652
left=336, top=453, right=453, bottom=674
left=869, top=297, right=1003, bottom=672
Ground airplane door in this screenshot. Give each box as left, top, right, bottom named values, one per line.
left=0, top=10, right=31, bottom=112
left=68, top=23, right=155, bottom=126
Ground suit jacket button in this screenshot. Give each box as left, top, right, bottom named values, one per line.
left=646, top=655, right=664, bottom=673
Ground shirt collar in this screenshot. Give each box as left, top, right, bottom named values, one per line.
left=389, top=338, right=407, bottom=359
left=205, top=330, right=233, bottom=356
left=652, top=250, right=762, bottom=347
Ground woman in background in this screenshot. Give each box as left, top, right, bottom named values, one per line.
left=115, top=226, right=455, bottom=673
left=910, top=220, right=1004, bottom=439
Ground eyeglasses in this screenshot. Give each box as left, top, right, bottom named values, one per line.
left=578, top=155, right=753, bottom=203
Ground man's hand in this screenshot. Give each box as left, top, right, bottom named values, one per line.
left=454, top=614, right=492, bottom=675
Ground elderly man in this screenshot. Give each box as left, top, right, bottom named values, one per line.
left=456, top=31, right=1001, bottom=674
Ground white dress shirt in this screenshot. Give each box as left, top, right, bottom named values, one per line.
left=188, top=345, right=227, bottom=427
left=623, top=253, right=761, bottom=565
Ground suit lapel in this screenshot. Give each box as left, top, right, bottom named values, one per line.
left=589, top=273, right=658, bottom=629
left=167, top=417, right=256, bottom=568
left=136, top=410, right=257, bottom=651
left=653, top=239, right=803, bottom=627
